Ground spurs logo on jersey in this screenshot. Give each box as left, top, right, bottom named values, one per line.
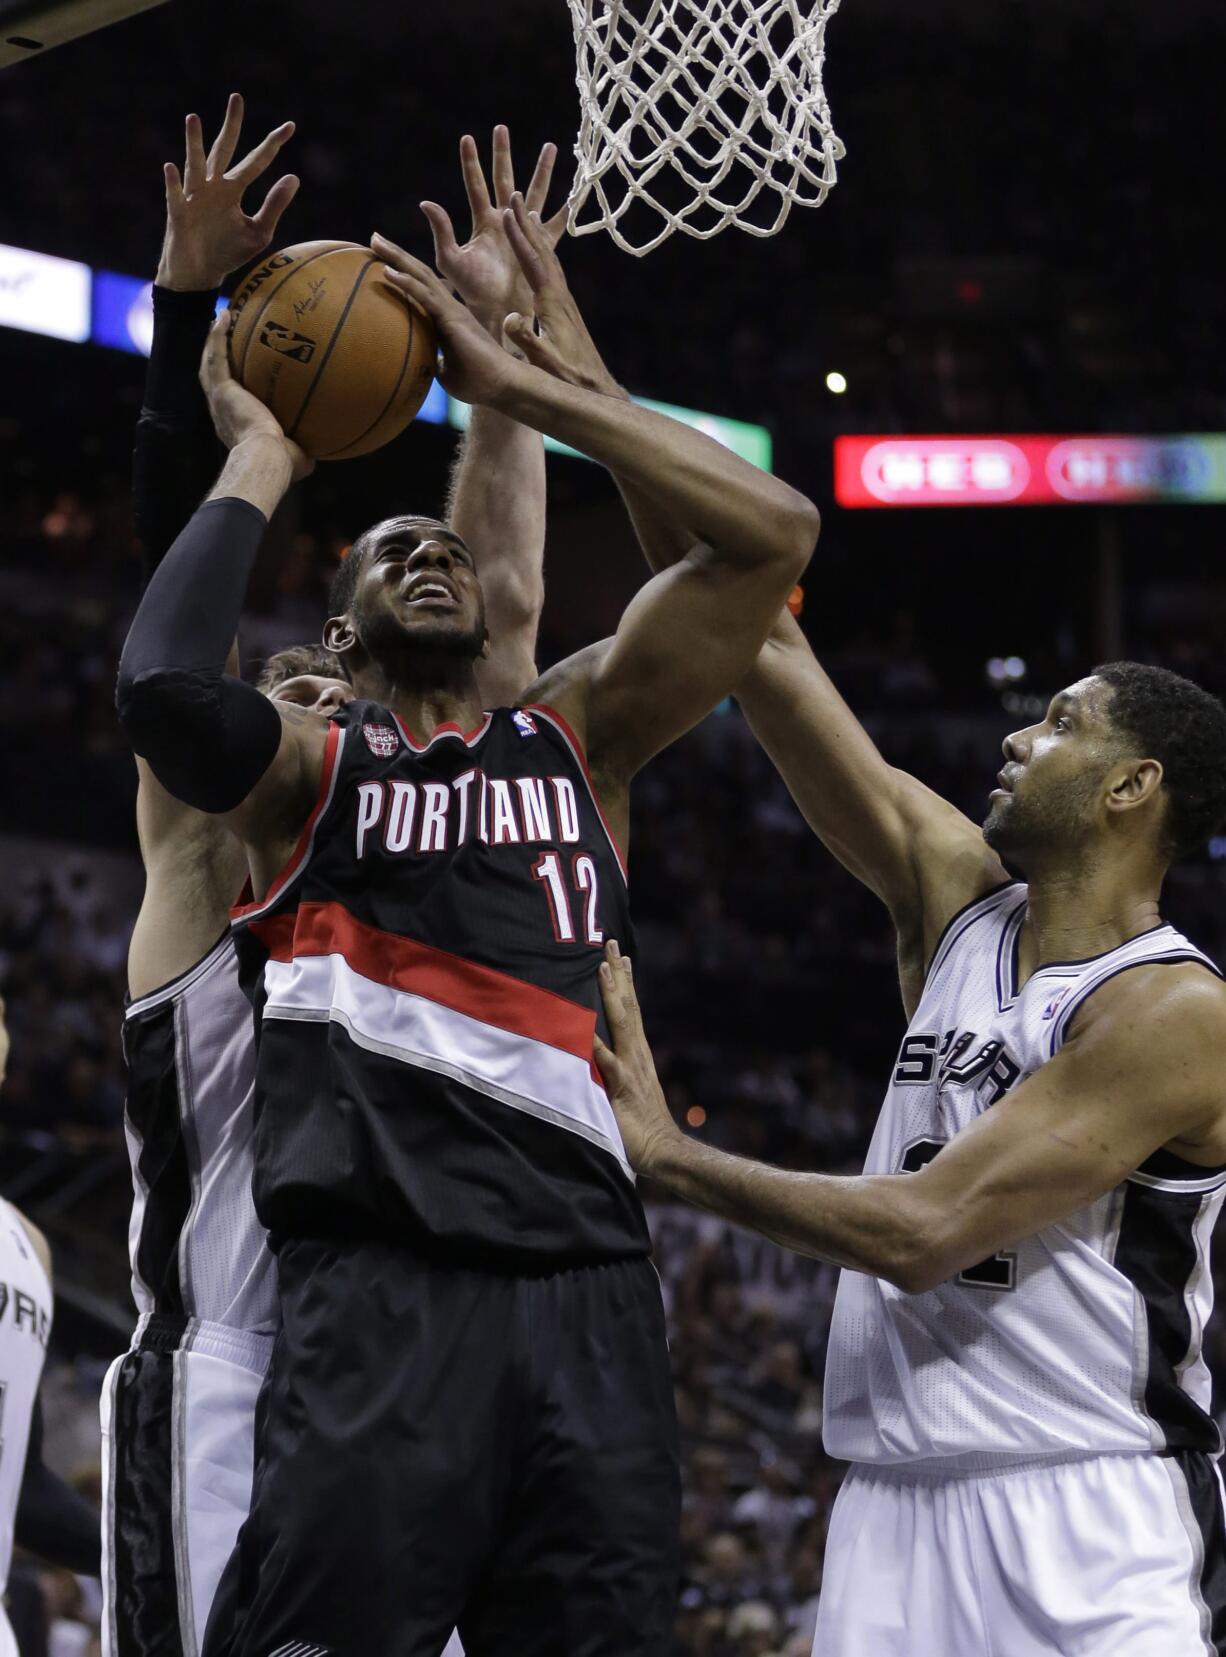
left=824, top=882, right=1226, bottom=1471
left=893, top=1028, right=1022, bottom=1104
left=231, top=700, right=651, bottom=1267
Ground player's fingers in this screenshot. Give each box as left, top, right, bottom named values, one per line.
left=381, top=264, right=447, bottom=323
left=524, top=141, right=558, bottom=217
left=227, top=121, right=296, bottom=188
left=600, top=941, right=634, bottom=1029
left=504, top=313, right=562, bottom=376
left=371, top=232, right=436, bottom=284
left=592, top=1030, right=627, bottom=1091
left=503, top=203, right=551, bottom=297
left=207, top=91, right=244, bottom=178
left=250, top=174, right=300, bottom=241
left=510, top=193, right=564, bottom=278
left=184, top=112, right=207, bottom=195
left=491, top=124, right=515, bottom=210
left=543, top=196, right=571, bottom=249
left=164, top=162, right=186, bottom=216
left=199, top=313, right=231, bottom=391
left=459, top=133, right=492, bottom=230
left=420, top=201, right=460, bottom=269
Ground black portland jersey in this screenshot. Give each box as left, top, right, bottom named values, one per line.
left=232, top=700, right=651, bottom=1265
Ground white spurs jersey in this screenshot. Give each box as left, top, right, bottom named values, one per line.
left=122, top=934, right=277, bottom=1334
left=824, top=881, right=1225, bottom=1471
left=0, top=1197, right=51, bottom=1595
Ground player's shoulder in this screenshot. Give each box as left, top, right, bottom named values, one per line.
left=1071, top=954, right=1226, bottom=1050
left=5, top=1203, right=52, bottom=1283
left=518, top=638, right=616, bottom=739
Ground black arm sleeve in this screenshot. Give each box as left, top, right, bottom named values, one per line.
left=116, top=495, right=283, bottom=811
left=132, top=286, right=224, bottom=585
left=15, top=1399, right=101, bottom=1577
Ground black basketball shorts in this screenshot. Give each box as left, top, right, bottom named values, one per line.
left=203, top=1241, right=681, bottom=1657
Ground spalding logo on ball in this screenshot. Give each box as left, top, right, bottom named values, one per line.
left=227, top=241, right=439, bottom=461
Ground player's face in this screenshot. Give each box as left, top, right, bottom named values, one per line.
left=352, top=517, right=488, bottom=663
left=983, top=676, right=1122, bottom=865
left=268, top=675, right=354, bottom=718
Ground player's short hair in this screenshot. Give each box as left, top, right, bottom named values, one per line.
left=1094, top=661, right=1226, bottom=860
left=256, top=643, right=348, bottom=695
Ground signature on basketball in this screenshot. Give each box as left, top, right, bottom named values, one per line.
left=293, top=278, right=327, bottom=320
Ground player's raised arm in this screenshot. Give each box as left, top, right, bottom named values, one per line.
left=426, top=128, right=568, bottom=704
left=135, top=93, right=299, bottom=578
left=594, top=942, right=1226, bottom=1292
left=495, top=223, right=1004, bottom=978
left=735, top=614, right=1007, bottom=972
left=117, top=319, right=325, bottom=845
left=374, top=208, right=819, bottom=786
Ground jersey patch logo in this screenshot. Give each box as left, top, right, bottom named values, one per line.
left=1041, top=986, right=1072, bottom=1020
left=512, top=710, right=538, bottom=739
left=363, top=722, right=400, bottom=759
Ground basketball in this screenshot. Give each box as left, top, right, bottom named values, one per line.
left=226, top=240, right=438, bottom=461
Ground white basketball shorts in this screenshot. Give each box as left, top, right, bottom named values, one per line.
left=814, top=1450, right=1226, bottom=1655
left=100, top=1314, right=273, bottom=1657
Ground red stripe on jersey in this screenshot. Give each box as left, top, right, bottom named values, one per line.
left=252, top=899, right=597, bottom=1062
left=232, top=722, right=344, bottom=923
left=524, top=703, right=628, bottom=883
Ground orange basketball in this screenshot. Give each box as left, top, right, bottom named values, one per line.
left=226, top=240, right=438, bottom=461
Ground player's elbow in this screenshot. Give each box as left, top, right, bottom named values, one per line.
left=886, top=1250, right=948, bottom=1296
left=771, top=493, right=821, bottom=576
left=116, top=665, right=271, bottom=814
left=877, top=1206, right=951, bottom=1295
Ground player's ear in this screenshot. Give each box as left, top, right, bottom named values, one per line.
left=1107, top=757, right=1164, bottom=814
left=479, top=629, right=491, bottom=662
left=323, top=615, right=357, bottom=656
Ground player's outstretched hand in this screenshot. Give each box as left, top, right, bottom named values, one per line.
left=594, top=941, right=682, bottom=1176
left=500, top=194, right=622, bottom=398
left=199, top=316, right=313, bottom=481
left=373, top=232, right=519, bottom=409
left=421, top=126, right=568, bottom=339
left=159, top=92, right=299, bottom=293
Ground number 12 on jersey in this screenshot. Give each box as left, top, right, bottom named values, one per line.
left=532, top=852, right=603, bottom=946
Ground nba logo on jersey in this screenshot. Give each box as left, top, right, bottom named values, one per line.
left=1041, top=986, right=1072, bottom=1020
left=512, top=710, right=538, bottom=739
left=363, top=723, right=400, bottom=759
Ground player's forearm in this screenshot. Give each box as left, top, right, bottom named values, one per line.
left=116, top=471, right=285, bottom=811
left=495, top=369, right=817, bottom=576
left=447, top=408, right=546, bottom=650
left=133, top=286, right=224, bottom=581
left=645, top=1132, right=930, bottom=1290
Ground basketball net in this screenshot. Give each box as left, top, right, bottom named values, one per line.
left=566, top=0, right=844, bottom=256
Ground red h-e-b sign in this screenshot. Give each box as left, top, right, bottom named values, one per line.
left=833, top=435, right=1223, bottom=507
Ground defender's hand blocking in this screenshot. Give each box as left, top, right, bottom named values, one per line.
left=373, top=233, right=520, bottom=408
left=422, top=127, right=568, bottom=338
left=594, top=942, right=682, bottom=1175
left=501, top=195, right=623, bottom=398
left=159, top=92, right=299, bottom=292
left=199, top=316, right=313, bottom=481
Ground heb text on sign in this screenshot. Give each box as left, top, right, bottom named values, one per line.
left=833, top=435, right=1226, bottom=508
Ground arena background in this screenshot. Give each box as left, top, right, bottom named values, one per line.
left=1, top=1, right=1224, bottom=1650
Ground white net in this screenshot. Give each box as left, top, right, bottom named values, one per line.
left=566, top=0, right=844, bottom=256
